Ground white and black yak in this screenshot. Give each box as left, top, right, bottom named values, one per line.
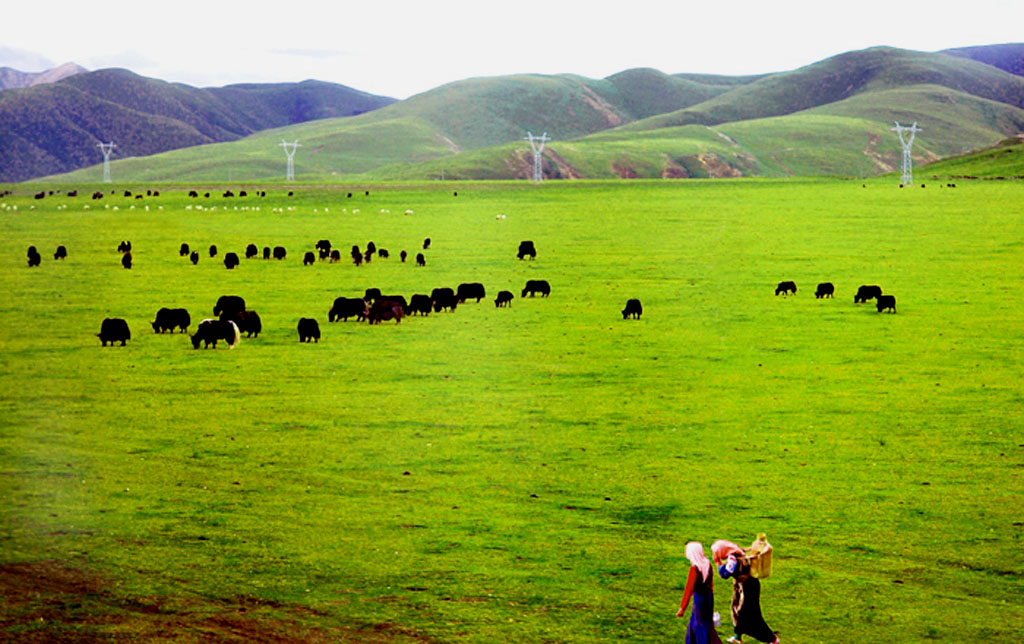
left=191, top=319, right=240, bottom=349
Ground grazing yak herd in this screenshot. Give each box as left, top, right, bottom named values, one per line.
left=15, top=187, right=899, bottom=350
left=775, top=280, right=897, bottom=313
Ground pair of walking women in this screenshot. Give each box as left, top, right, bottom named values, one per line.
left=675, top=541, right=779, bottom=644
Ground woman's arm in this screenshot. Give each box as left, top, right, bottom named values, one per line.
left=676, top=566, right=697, bottom=617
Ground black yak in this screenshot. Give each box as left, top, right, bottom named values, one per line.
left=495, top=291, right=514, bottom=307
left=329, top=297, right=368, bottom=322
left=213, top=295, right=246, bottom=320
left=876, top=294, right=897, bottom=313
left=775, top=281, right=797, bottom=296
left=517, top=240, right=536, bottom=260
left=815, top=282, right=835, bottom=299
left=622, top=299, right=643, bottom=319
left=191, top=319, right=240, bottom=349
left=151, top=308, right=191, bottom=333
left=521, top=280, right=550, bottom=297
left=98, top=318, right=131, bottom=346
left=297, top=318, right=321, bottom=343
left=855, top=285, right=883, bottom=304
left=456, top=282, right=486, bottom=303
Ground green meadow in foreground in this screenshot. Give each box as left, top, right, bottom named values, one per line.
left=1, top=179, right=1021, bottom=643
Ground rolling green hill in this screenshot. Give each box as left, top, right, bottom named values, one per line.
left=36, top=46, right=1024, bottom=184
left=917, top=135, right=1024, bottom=178
left=0, top=69, right=396, bottom=182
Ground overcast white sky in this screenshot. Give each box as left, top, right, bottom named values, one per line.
left=3, top=0, right=1021, bottom=99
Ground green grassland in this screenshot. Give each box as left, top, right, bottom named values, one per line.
left=1, top=180, right=1022, bottom=642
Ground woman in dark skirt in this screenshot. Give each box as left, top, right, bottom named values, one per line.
left=677, top=541, right=723, bottom=644
left=712, top=540, right=779, bottom=644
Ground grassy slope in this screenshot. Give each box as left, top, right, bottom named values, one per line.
left=359, top=85, right=1024, bottom=181
left=36, top=48, right=1024, bottom=183
left=1, top=180, right=1022, bottom=643
left=917, top=136, right=1024, bottom=178
left=619, top=46, right=1024, bottom=132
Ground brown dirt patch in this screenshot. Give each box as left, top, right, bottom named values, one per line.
left=0, top=561, right=431, bottom=643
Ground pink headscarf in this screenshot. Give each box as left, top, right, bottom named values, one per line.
left=685, top=541, right=711, bottom=581
left=711, top=540, right=745, bottom=565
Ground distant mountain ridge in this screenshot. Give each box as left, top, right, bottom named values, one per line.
left=0, top=62, right=87, bottom=90
left=12, top=42, right=1024, bottom=183
left=942, top=43, right=1024, bottom=77
left=0, top=69, right=396, bottom=182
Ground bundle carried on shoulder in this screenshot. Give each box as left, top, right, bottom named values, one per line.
left=747, top=532, right=773, bottom=579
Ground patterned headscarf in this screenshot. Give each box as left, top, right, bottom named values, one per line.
left=711, top=540, right=745, bottom=565
left=685, top=541, right=711, bottom=581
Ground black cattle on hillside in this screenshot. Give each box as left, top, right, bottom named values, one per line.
left=377, top=295, right=408, bottom=312
left=53, top=245, right=67, bottom=260
left=316, top=239, right=332, bottom=254
left=329, top=297, right=368, bottom=322
left=27, top=248, right=41, bottom=267
left=495, top=291, right=514, bottom=307
left=245, top=244, right=258, bottom=259
left=521, top=280, right=550, bottom=297
left=303, top=251, right=316, bottom=266
left=329, top=249, right=341, bottom=262
left=431, top=288, right=457, bottom=313
left=190, top=251, right=199, bottom=265
left=423, top=238, right=431, bottom=250
left=815, top=282, right=835, bottom=299
left=297, top=318, right=321, bottom=343
left=223, top=252, right=240, bottom=269
left=366, top=241, right=376, bottom=255
left=408, top=294, right=432, bottom=316
left=191, top=319, right=239, bottom=349
left=517, top=241, right=536, bottom=260
left=416, top=253, right=425, bottom=267
left=363, top=249, right=373, bottom=264
left=97, top=318, right=131, bottom=346
left=622, top=299, right=643, bottom=319
left=213, top=295, right=246, bottom=320
left=351, top=250, right=363, bottom=266
left=121, top=252, right=132, bottom=269
left=855, top=285, right=883, bottom=304
left=179, top=242, right=190, bottom=257
left=876, top=294, right=897, bottom=313
left=273, top=246, right=286, bottom=260
left=378, top=249, right=389, bottom=259
left=208, top=244, right=217, bottom=258
left=117, top=240, right=131, bottom=253
left=368, top=299, right=405, bottom=324
left=232, top=310, right=262, bottom=337
left=364, top=288, right=382, bottom=302
left=400, top=250, right=408, bottom=263
left=456, top=282, right=485, bottom=303
left=775, top=281, right=797, bottom=296
left=151, top=308, right=191, bottom=334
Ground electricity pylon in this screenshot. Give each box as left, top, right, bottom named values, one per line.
left=891, top=122, right=921, bottom=185
left=279, top=140, right=301, bottom=181
left=524, top=132, right=550, bottom=182
left=97, top=142, right=116, bottom=183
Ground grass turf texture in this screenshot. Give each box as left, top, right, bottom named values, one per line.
left=1, top=180, right=1022, bottom=642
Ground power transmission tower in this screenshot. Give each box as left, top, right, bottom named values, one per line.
left=279, top=140, right=301, bottom=181
left=891, top=121, right=921, bottom=185
left=97, top=142, right=116, bottom=183
left=524, top=131, right=550, bottom=182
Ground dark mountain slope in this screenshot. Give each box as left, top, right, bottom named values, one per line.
left=941, top=43, right=1024, bottom=77
left=0, top=68, right=395, bottom=181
